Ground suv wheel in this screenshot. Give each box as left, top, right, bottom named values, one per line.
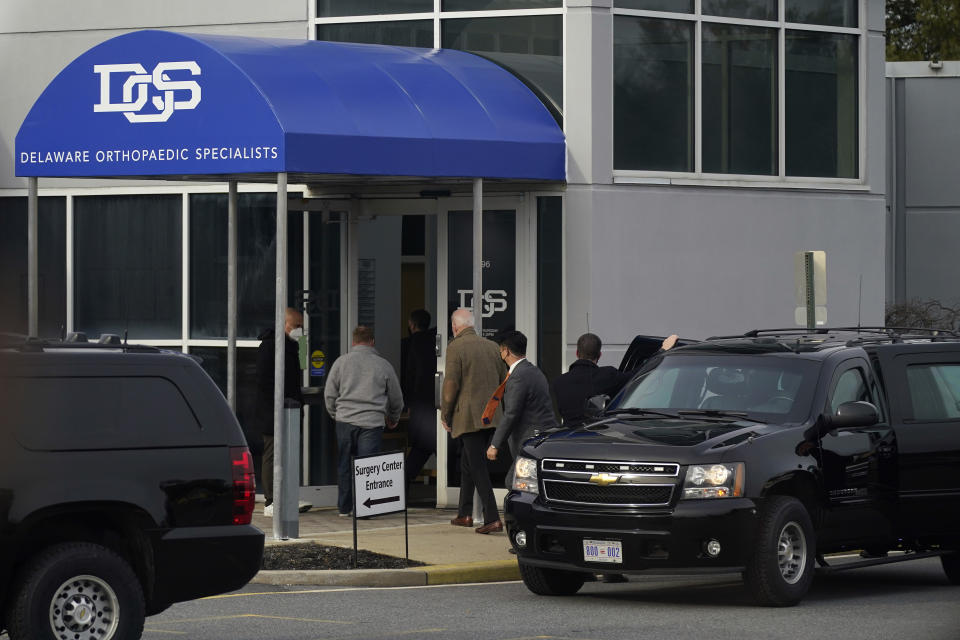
left=519, top=562, right=586, bottom=596
left=744, top=496, right=815, bottom=606
left=942, top=552, right=960, bottom=585
left=4, top=542, right=145, bottom=640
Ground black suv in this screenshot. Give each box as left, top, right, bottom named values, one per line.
left=505, top=328, right=960, bottom=606
left=0, top=337, right=264, bottom=639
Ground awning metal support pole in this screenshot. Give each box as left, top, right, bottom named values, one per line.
left=227, top=181, right=238, bottom=412
left=472, top=178, right=483, bottom=337
left=27, top=177, right=38, bottom=337
left=472, top=177, right=483, bottom=524
left=273, top=172, right=294, bottom=539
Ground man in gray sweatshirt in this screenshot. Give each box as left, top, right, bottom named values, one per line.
left=325, top=325, right=404, bottom=516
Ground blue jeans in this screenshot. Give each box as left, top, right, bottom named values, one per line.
left=336, top=422, right=383, bottom=514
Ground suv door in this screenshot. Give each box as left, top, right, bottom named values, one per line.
left=886, top=352, right=960, bottom=536
left=817, top=358, right=897, bottom=546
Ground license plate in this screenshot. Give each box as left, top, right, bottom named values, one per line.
left=583, top=539, right=623, bottom=564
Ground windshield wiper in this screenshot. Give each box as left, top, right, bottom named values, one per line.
left=677, top=409, right=766, bottom=423
left=604, top=408, right=684, bottom=420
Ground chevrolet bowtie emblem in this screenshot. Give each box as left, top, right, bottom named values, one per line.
left=588, top=473, right=620, bottom=486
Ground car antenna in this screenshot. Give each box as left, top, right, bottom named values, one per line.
left=857, top=274, right=863, bottom=331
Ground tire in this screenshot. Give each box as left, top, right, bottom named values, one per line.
left=519, top=562, right=586, bottom=596
left=744, top=496, right=816, bottom=607
left=942, top=552, right=960, bottom=585
left=4, top=542, right=145, bottom=640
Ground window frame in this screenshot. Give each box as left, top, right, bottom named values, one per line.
left=612, top=0, right=867, bottom=188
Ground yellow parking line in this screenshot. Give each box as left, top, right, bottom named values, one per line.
left=203, top=581, right=519, bottom=600
left=142, top=629, right=188, bottom=636
left=240, top=614, right=353, bottom=625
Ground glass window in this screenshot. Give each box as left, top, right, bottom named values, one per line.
left=829, top=368, right=869, bottom=414
left=906, top=364, right=960, bottom=422
left=444, top=0, right=560, bottom=9
left=537, top=196, right=562, bottom=386
left=317, top=20, right=434, bottom=47
left=0, top=197, right=66, bottom=338
left=317, top=0, right=432, bottom=17
left=74, top=195, right=181, bottom=340
left=785, top=0, right=857, bottom=28
left=442, top=15, right=563, bottom=111
left=702, top=24, right=777, bottom=175
left=614, top=0, right=693, bottom=12
left=189, top=194, right=303, bottom=340
left=703, top=0, right=776, bottom=21
left=614, top=16, right=694, bottom=172
left=785, top=31, right=858, bottom=178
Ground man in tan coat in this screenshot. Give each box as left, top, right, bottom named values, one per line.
left=441, top=308, right=507, bottom=533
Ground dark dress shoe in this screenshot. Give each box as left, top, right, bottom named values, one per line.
left=450, top=515, right=473, bottom=527
left=475, top=520, right=503, bottom=534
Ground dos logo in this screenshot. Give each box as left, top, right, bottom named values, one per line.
left=94, top=61, right=201, bottom=123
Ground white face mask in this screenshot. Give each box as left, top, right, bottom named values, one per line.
left=289, top=327, right=304, bottom=339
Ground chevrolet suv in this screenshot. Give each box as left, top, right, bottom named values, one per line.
left=505, top=328, right=960, bottom=606
left=0, top=336, right=264, bottom=639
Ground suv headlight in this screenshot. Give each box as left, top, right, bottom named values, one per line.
left=512, top=457, right=539, bottom=494
left=682, top=463, right=744, bottom=499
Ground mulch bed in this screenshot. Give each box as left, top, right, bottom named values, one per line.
left=262, top=543, right=425, bottom=570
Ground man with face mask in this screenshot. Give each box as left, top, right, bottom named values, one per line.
left=254, top=307, right=311, bottom=516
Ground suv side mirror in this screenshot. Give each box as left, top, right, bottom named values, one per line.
left=584, top=394, right=610, bottom=419
left=825, top=401, right=879, bottom=431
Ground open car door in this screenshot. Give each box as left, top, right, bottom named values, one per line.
left=618, top=334, right=699, bottom=372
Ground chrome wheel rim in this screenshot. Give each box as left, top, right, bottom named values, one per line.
left=49, top=574, right=120, bottom=640
left=777, top=521, right=807, bottom=585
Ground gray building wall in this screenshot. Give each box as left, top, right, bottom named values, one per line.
left=887, top=62, right=960, bottom=307
left=0, top=0, right=307, bottom=190
left=564, top=0, right=888, bottom=366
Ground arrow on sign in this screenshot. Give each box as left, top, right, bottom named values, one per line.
left=363, top=495, right=400, bottom=509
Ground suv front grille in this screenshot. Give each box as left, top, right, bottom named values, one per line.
left=543, top=480, right=674, bottom=506
left=539, top=458, right=679, bottom=508
left=542, top=459, right=679, bottom=476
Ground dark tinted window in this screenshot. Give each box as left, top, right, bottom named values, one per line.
left=317, top=0, right=432, bottom=16
left=703, top=0, right=775, bottom=20
left=702, top=24, right=777, bottom=175
left=443, top=0, right=560, bottom=9
left=189, top=194, right=303, bottom=339
left=442, top=15, right=563, bottom=111
left=12, top=376, right=199, bottom=450
left=829, top=368, right=869, bottom=413
left=785, top=0, right=857, bottom=28
left=615, top=0, right=692, bottom=11
left=614, top=16, right=694, bottom=171
left=74, top=195, right=181, bottom=339
left=537, top=196, right=562, bottom=385
left=906, top=364, right=960, bottom=421
left=317, top=20, right=434, bottom=47
left=785, top=31, right=858, bottom=178
left=0, top=197, right=67, bottom=338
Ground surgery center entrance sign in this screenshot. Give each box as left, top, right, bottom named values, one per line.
left=353, top=451, right=406, bottom=518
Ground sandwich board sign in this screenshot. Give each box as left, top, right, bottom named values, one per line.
left=353, top=451, right=405, bottom=518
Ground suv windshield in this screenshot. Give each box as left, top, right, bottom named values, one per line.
left=611, top=354, right=820, bottom=423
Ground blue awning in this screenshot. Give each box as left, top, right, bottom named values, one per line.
left=15, top=30, right=565, bottom=181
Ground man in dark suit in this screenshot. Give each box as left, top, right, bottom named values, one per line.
left=552, top=332, right=679, bottom=426
left=485, top=331, right=558, bottom=497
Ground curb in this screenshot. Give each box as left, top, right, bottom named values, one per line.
left=250, top=559, right=519, bottom=587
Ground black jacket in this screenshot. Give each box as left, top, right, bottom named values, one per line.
left=253, top=329, right=303, bottom=436
left=551, top=359, right=633, bottom=426
left=401, top=328, right=436, bottom=406
left=491, top=359, right=559, bottom=455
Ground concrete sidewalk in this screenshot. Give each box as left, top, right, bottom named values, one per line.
left=250, top=506, right=520, bottom=587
